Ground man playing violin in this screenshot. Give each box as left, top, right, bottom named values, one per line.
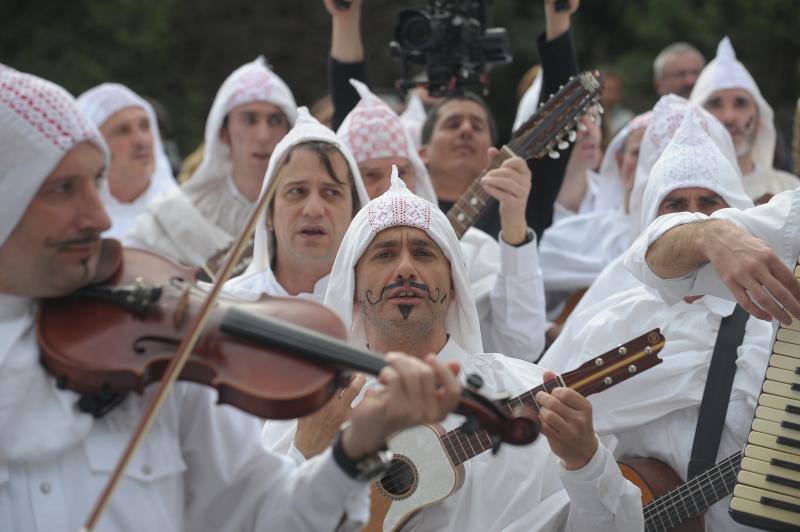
left=264, top=171, right=644, bottom=531
left=0, top=69, right=465, bottom=532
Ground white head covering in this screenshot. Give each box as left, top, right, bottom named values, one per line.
left=77, top=82, right=175, bottom=196
left=594, top=112, right=652, bottom=212
left=323, top=169, right=482, bottom=354
left=690, top=37, right=776, bottom=168
left=0, top=70, right=108, bottom=246
left=182, top=56, right=297, bottom=199
left=337, top=79, right=439, bottom=204
left=628, top=95, right=738, bottom=236
left=0, top=71, right=110, bottom=460
left=399, top=91, right=427, bottom=150
left=512, top=71, right=542, bottom=133
left=228, top=107, right=368, bottom=283
left=640, top=106, right=752, bottom=231
left=0, top=63, right=15, bottom=74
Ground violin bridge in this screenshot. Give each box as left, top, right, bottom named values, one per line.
left=174, top=287, right=191, bottom=329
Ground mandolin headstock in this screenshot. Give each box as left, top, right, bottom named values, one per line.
left=510, top=71, right=602, bottom=160
left=561, top=328, right=666, bottom=397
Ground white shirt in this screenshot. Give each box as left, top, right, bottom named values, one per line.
left=264, top=338, right=644, bottom=532
left=741, top=163, right=799, bottom=202
left=539, top=208, right=631, bottom=294
left=624, top=188, right=800, bottom=305
left=461, top=228, right=546, bottom=362
left=128, top=175, right=253, bottom=268
left=102, top=177, right=176, bottom=245
left=0, top=296, right=369, bottom=532
left=545, top=285, right=773, bottom=531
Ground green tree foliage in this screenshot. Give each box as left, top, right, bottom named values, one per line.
left=2, top=0, right=798, bottom=154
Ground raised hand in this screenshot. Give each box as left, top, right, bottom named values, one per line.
left=701, top=220, right=800, bottom=324
left=534, top=370, right=598, bottom=470
left=481, top=147, right=531, bottom=245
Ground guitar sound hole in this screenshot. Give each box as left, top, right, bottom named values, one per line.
left=376, top=454, right=418, bottom=500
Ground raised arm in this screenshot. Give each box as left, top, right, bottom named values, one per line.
left=324, top=0, right=368, bottom=130
left=645, top=219, right=800, bottom=324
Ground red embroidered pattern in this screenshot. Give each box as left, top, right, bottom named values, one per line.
left=367, top=176, right=431, bottom=234
left=0, top=73, right=94, bottom=151
left=346, top=97, right=408, bottom=163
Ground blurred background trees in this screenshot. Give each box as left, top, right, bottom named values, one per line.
left=3, top=0, right=799, bottom=157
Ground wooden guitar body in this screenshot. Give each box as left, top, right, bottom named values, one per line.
left=364, top=424, right=464, bottom=532
left=619, top=458, right=705, bottom=532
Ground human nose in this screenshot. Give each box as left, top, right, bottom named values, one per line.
left=78, top=183, right=112, bottom=233
left=393, top=249, right=418, bottom=281
left=301, top=190, right=325, bottom=218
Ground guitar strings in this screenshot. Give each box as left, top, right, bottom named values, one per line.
left=642, top=452, right=742, bottom=531
left=643, top=454, right=740, bottom=527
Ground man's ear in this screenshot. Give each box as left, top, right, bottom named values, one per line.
left=419, top=145, right=429, bottom=166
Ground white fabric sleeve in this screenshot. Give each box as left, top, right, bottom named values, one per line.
left=625, top=189, right=800, bottom=305
left=558, top=437, right=644, bottom=532
left=178, top=385, right=369, bottom=532
left=481, top=231, right=546, bottom=362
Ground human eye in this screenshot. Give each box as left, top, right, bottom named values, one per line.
left=267, top=113, right=286, bottom=127
left=243, top=112, right=258, bottom=125
left=706, top=98, right=722, bottom=110
left=286, top=185, right=305, bottom=197
left=324, top=187, right=343, bottom=198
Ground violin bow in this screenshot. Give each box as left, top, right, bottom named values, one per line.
left=81, top=177, right=272, bottom=530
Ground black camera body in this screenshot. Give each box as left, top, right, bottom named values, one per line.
left=391, top=0, right=512, bottom=97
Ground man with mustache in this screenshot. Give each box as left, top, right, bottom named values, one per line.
left=76, top=83, right=177, bottom=243
left=130, top=57, right=298, bottom=268
left=264, top=171, right=643, bottom=531
left=0, top=69, right=465, bottom=532
left=691, top=37, right=798, bottom=205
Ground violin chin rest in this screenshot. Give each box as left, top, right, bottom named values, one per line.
left=91, top=239, right=124, bottom=285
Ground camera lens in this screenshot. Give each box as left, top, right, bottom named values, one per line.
left=397, top=10, right=434, bottom=51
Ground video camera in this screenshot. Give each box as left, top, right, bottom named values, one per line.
left=390, top=0, right=512, bottom=97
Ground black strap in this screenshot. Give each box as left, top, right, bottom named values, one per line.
left=687, top=304, right=750, bottom=479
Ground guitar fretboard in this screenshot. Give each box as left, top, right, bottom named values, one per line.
left=441, top=377, right=564, bottom=465
left=643, top=452, right=742, bottom=531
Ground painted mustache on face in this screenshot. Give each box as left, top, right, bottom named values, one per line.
left=363, top=279, right=448, bottom=306
left=47, top=233, right=103, bottom=249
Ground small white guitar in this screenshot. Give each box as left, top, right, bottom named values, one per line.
left=364, top=329, right=666, bottom=532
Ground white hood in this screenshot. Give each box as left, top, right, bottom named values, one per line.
left=690, top=36, right=776, bottom=169
left=323, top=170, right=482, bottom=354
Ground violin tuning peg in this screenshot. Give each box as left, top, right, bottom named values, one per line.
left=548, top=150, right=560, bottom=159
left=558, top=141, right=569, bottom=150
left=491, top=434, right=503, bottom=455
left=460, top=415, right=480, bottom=435
left=568, top=130, right=577, bottom=142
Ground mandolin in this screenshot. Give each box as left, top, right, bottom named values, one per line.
left=363, top=328, right=665, bottom=532
left=446, top=71, right=602, bottom=239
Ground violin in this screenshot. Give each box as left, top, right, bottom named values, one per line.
left=38, top=240, right=540, bottom=443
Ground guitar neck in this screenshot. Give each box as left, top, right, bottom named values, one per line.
left=643, top=452, right=743, bottom=529
left=445, top=146, right=515, bottom=239
left=440, top=331, right=665, bottom=466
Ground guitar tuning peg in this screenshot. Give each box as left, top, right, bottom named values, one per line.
left=548, top=150, right=560, bottom=159
left=558, top=84, right=564, bottom=90
left=578, top=122, right=587, bottom=131
left=558, top=141, right=569, bottom=150
left=587, top=114, right=596, bottom=123
left=596, top=103, right=605, bottom=114
left=568, top=130, right=577, bottom=142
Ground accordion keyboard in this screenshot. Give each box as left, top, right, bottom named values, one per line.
left=730, top=266, right=800, bottom=530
